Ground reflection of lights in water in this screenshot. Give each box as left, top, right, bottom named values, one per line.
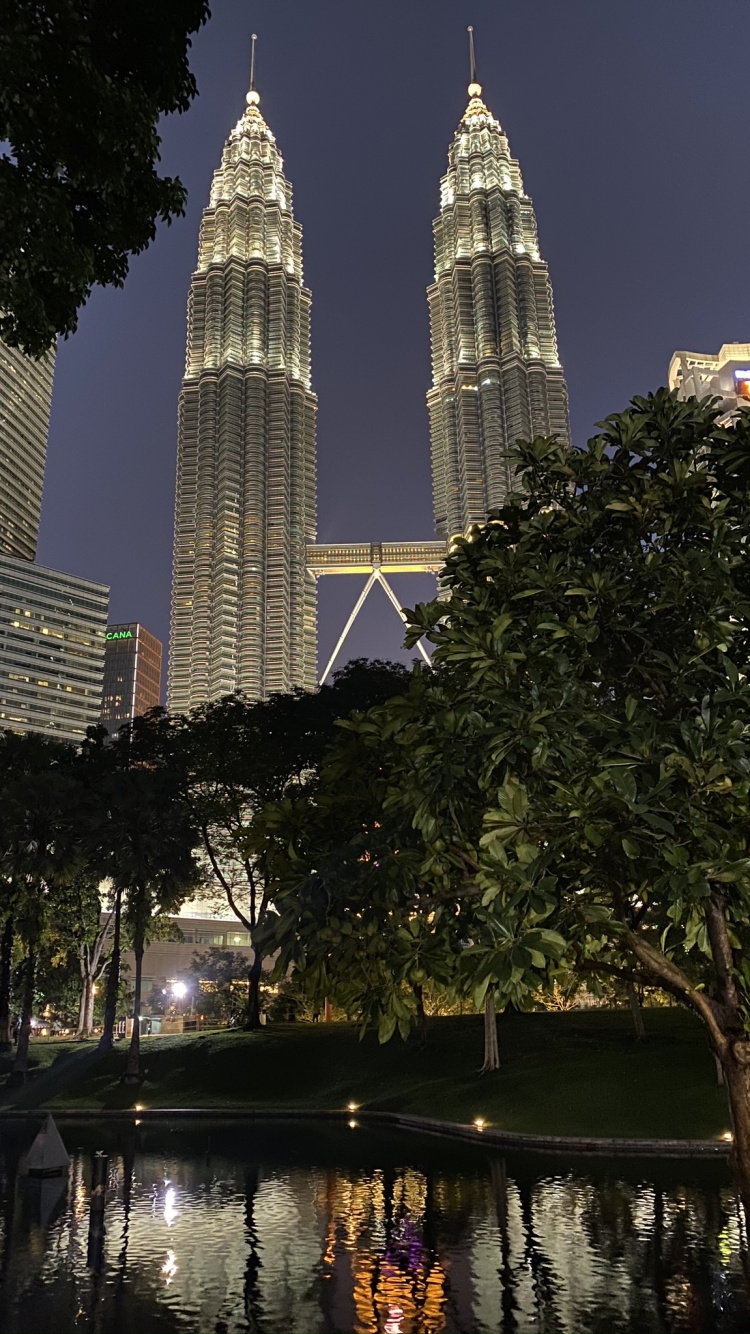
left=348, top=1119, right=358, bottom=1129
left=161, top=1249, right=178, bottom=1285
left=384, top=1303, right=404, bottom=1333
left=164, top=1186, right=178, bottom=1226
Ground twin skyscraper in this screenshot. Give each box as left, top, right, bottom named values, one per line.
left=167, top=38, right=570, bottom=712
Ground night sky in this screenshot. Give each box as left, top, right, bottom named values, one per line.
left=36, top=0, right=750, bottom=692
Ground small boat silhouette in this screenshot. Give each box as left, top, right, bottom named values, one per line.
left=22, top=1114, right=70, bottom=1178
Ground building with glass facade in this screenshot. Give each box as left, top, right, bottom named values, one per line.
left=0, top=337, right=55, bottom=561
left=0, top=553, right=108, bottom=740
left=427, top=76, right=569, bottom=540
left=669, top=343, right=750, bottom=423
left=100, top=621, right=163, bottom=737
left=168, top=71, right=317, bottom=711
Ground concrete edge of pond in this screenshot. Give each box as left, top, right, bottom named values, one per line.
left=0, top=1105, right=732, bottom=1159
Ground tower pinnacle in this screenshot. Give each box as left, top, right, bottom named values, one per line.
left=247, top=32, right=260, bottom=106
left=467, top=25, right=481, bottom=98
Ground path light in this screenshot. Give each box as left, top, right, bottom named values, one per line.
left=722, top=1131, right=734, bottom=1142
left=134, top=1104, right=145, bottom=1112
left=347, top=1102, right=358, bottom=1112
left=474, top=1117, right=485, bottom=1131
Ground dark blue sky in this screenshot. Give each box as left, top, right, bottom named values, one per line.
left=36, top=0, right=750, bottom=688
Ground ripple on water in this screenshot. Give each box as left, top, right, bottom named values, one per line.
left=0, top=1126, right=748, bottom=1334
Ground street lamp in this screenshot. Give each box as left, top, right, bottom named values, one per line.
left=172, top=982, right=188, bottom=1001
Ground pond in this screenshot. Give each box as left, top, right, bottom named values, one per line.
left=0, top=1118, right=748, bottom=1333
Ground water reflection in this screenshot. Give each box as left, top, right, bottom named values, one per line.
left=0, top=1120, right=747, bottom=1333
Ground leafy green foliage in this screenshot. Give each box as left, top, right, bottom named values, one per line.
left=396, top=391, right=750, bottom=1122
left=0, top=0, right=210, bottom=354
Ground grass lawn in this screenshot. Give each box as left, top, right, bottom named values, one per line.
left=5, top=1008, right=728, bottom=1140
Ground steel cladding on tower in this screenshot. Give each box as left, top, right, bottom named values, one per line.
left=427, top=70, right=570, bottom=540
left=168, top=66, right=317, bottom=711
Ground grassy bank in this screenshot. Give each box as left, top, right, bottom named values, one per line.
left=2, top=1009, right=730, bottom=1140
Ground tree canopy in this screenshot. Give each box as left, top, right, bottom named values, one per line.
left=0, top=0, right=210, bottom=355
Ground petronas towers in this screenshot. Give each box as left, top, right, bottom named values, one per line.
left=168, top=71, right=316, bottom=711
left=168, top=42, right=569, bottom=707
left=428, top=75, right=569, bottom=540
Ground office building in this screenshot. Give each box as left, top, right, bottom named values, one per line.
left=168, top=59, right=317, bottom=710
left=427, top=66, right=569, bottom=540
left=0, top=552, right=108, bottom=741
left=100, top=621, right=163, bottom=737
left=0, top=337, right=55, bottom=561
left=669, top=343, right=750, bottom=423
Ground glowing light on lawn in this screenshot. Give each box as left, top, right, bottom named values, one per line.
left=722, top=1131, right=734, bottom=1142
left=474, top=1118, right=485, bottom=1131
left=347, top=1102, right=358, bottom=1112
left=172, top=982, right=188, bottom=1000
left=134, top=1104, right=144, bottom=1112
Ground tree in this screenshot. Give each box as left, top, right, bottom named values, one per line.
left=94, top=719, right=201, bottom=1083
left=0, top=0, right=210, bottom=355
left=186, top=948, right=251, bottom=1026
left=253, top=692, right=473, bottom=1049
left=172, top=660, right=410, bottom=1029
left=396, top=391, right=750, bottom=1193
left=0, top=732, right=78, bottom=1083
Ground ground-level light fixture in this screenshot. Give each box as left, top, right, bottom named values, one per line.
left=474, top=1117, right=485, bottom=1131
left=347, top=1102, right=358, bottom=1112
left=134, top=1103, right=145, bottom=1112
left=722, top=1131, right=734, bottom=1142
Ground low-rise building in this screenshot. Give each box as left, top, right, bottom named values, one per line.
left=669, top=342, right=750, bottom=423
left=120, top=915, right=257, bottom=1007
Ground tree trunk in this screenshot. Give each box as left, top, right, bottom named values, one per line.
left=720, top=1048, right=750, bottom=1208
left=0, top=915, right=13, bottom=1051
left=8, top=947, right=36, bottom=1086
left=76, top=976, right=88, bottom=1040
left=244, top=950, right=263, bottom=1030
left=626, top=981, right=646, bottom=1040
left=99, top=888, right=122, bottom=1052
left=481, top=989, right=500, bottom=1072
left=123, top=922, right=144, bottom=1084
left=77, top=948, right=94, bottom=1040
left=86, top=982, right=96, bottom=1034
left=412, top=983, right=428, bottom=1045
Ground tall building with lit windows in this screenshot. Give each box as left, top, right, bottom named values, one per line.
left=168, top=67, right=317, bottom=711
left=0, top=337, right=55, bottom=561
left=427, top=73, right=569, bottom=540
left=0, top=552, right=108, bottom=740
left=100, top=622, right=162, bottom=737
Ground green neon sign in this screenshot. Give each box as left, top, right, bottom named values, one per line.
left=106, top=630, right=133, bottom=641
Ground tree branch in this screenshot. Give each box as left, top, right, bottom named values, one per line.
left=625, top=929, right=727, bottom=1054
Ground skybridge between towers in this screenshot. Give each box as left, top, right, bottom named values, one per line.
left=306, top=541, right=447, bottom=684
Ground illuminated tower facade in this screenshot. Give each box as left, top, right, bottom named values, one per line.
left=427, top=41, right=569, bottom=540
left=0, top=338, right=55, bottom=562
left=168, top=57, right=317, bottom=711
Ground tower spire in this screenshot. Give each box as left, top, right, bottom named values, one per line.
left=468, top=25, right=476, bottom=83
left=467, top=25, right=481, bottom=97
left=247, top=32, right=260, bottom=107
